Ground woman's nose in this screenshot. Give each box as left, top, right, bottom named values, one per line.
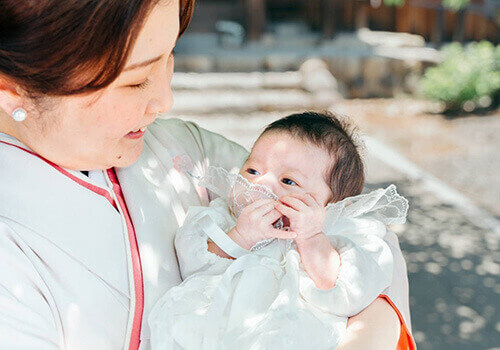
left=147, top=60, right=174, bottom=117
left=146, top=82, right=173, bottom=117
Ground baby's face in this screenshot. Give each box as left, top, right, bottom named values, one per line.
left=239, top=131, right=333, bottom=206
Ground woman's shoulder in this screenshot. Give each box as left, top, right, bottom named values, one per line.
left=146, top=118, right=249, bottom=174
left=146, top=118, right=209, bottom=161
left=151, top=117, right=194, bottom=132
left=148, top=117, right=207, bottom=144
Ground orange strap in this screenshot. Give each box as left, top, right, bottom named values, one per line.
left=378, top=295, right=416, bottom=350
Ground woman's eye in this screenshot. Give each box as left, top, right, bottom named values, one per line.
left=246, top=168, right=259, bottom=175
left=129, top=78, right=151, bottom=90
left=282, top=178, right=297, bottom=186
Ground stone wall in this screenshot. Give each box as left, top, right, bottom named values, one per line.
left=174, top=29, right=441, bottom=98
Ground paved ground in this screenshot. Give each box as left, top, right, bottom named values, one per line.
left=332, top=98, right=500, bottom=218
left=165, top=72, right=500, bottom=349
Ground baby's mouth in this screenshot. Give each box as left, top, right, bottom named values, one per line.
left=272, top=216, right=290, bottom=229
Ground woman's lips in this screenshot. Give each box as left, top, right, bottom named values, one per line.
left=125, top=127, right=146, bottom=139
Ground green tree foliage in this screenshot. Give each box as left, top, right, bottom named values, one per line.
left=383, top=0, right=470, bottom=11
left=383, top=0, right=405, bottom=7
left=442, top=0, right=470, bottom=11
left=419, top=41, right=500, bottom=111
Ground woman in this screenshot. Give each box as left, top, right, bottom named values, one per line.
left=0, top=1, right=415, bottom=349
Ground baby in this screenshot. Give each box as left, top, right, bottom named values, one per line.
left=149, top=111, right=408, bottom=349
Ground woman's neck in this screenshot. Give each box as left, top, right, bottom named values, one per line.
left=0, top=116, right=23, bottom=142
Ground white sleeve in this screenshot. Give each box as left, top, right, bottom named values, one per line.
left=299, top=217, right=394, bottom=318
left=174, top=198, right=235, bottom=280
left=183, top=120, right=249, bottom=171
left=0, top=222, right=61, bottom=349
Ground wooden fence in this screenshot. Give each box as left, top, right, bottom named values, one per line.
left=240, top=0, right=499, bottom=44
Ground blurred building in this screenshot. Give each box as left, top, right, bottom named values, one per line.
left=188, top=0, right=499, bottom=44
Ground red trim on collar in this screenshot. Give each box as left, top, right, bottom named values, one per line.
left=107, top=168, right=144, bottom=350
left=1, top=140, right=145, bottom=349
left=0, top=140, right=116, bottom=207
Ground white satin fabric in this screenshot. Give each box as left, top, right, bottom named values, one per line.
left=148, top=167, right=409, bottom=349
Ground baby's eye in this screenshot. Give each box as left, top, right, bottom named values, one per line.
left=246, top=168, right=259, bottom=175
left=282, top=178, right=297, bottom=186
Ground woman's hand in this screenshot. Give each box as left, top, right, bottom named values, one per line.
left=274, top=193, right=326, bottom=243
left=229, top=198, right=297, bottom=249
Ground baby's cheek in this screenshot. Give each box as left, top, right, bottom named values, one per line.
left=289, top=187, right=306, bottom=196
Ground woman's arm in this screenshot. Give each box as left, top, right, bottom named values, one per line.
left=337, top=298, right=401, bottom=350
left=338, top=230, right=415, bottom=350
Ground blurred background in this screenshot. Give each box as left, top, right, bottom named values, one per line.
left=164, top=1, right=500, bottom=348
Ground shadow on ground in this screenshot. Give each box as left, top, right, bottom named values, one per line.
left=366, top=181, right=500, bottom=350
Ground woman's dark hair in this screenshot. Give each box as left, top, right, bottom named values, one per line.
left=0, top=0, right=195, bottom=96
left=261, top=111, right=365, bottom=203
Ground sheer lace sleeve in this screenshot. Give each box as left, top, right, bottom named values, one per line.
left=324, top=185, right=409, bottom=231
left=299, top=185, right=408, bottom=317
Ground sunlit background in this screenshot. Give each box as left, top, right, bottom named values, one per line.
left=163, top=1, right=500, bottom=348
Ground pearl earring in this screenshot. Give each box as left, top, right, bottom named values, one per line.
left=12, top=107, right=27, bottom=122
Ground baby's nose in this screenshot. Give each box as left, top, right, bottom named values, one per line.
left=254, top=174, right=279, bottom=195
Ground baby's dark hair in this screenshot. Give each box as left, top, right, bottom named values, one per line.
left=261, top=111, right=365, bottom=203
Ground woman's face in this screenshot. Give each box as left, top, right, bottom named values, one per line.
left=4, top=2, right=179, bottom=170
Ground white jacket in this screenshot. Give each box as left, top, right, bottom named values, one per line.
left=0, top=118, right=414, bottom=349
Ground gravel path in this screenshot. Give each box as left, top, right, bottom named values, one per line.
left=332, top=98, right=500, bottom=218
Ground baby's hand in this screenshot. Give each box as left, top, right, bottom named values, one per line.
left=274, top=193, right=326, bottom=244
left=232, top=198, right=297, bottom=249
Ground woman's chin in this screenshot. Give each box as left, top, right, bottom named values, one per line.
left=113, top=142, right=144, bottom=168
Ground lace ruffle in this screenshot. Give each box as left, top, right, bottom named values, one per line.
left=199, top=166, right=409, bottom=233
left=324, top=184, right=409, bottom=227
left=199, top=166, right=286, bottom=230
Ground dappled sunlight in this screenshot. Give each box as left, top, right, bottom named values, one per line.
left=138, top=207, right=145, bottom=222
left=142, top=244, right=160, bottom=287
left=13, top=285, right=24, bottom=299
left=243, top=313, right=266, bottom=328
left=367, top=180, right=500, bottom=349
left=194, top=308, right=206, bottom=316
left=167, top=167, right=191, bottom=196
left=67, top=303, right=81, bottom=333
left=141, top=162, right=162, bottom=187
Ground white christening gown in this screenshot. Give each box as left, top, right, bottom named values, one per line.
left=149, top=166, right=409, bottom=350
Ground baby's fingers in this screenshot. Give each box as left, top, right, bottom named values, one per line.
left=266, top=228, right=297, bottom=240
left=251, top=198, right=276, bottom=208
left=249, top=202, right=277, bottom=219
left=299, top=193, right=321, bottom=207
left=262, top=209, right=282, bottom=226
left=279, top=195, right=307, bottom=211
left=242, top=198, right=276, bottom=214
left=274, top=201, right=298, bottom=219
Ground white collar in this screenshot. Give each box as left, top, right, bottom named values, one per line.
left=0, top=132, right=111, bottom=190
